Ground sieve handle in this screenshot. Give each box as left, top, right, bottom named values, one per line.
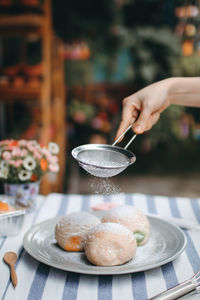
left=124, top=134, right=137, bottom=149
left=112, top=123, right=136, bottom=149
left=112, top=123, right=134, bottom=146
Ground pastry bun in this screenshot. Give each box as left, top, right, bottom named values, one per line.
left=55, top=211, right=100, bottom=252
left=102, top=205, right=150, bottom=245
left=85, top=222, right=137, bottom=266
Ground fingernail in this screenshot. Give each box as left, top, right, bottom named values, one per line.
left=134, top=125, right=143, bottom=132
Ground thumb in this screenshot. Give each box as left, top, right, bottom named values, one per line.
left=133, top=107, right=151, bottom=134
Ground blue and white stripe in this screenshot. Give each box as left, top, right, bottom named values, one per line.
left=1, top=193, right=200, bottom=300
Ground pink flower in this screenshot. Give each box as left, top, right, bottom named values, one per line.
left=2, top=151, right=11, bottom=160
left=27, top=145, right=35, bottom=152
left=0, top=139, right=10, bottom=146
left=18, top=140, right=27, bottom=146
left=9, top=160, right=16, bottom=166
left=14, top=160, right=23, bottom=167
left=49, top=163, right=59, bottom=172
left=27, top=141, right=37, bottom=148
left=20, top=149, right=28, bottom=157
left=12, top=147, right=21, bottom=156
left=9, top=159, right=23, bottom=167
left=42, top=148, right=51, bottom=157
left=33, top=151, right=42, bottom=160
left=7, top=145, right=14, bottom=151
left=47, top=155, right=58, bottom=164
left=0, top=139, right=59, bottom=182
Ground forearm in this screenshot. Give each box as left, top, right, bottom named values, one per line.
left=116, top=76, right=200, bottom=137
left=166, top=77, right=200, bottom=107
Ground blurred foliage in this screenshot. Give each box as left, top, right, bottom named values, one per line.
left=52, top=0, right=120, bottom=43
left=53, top=0, right=182, bottom=88
left=64, top=60, right=94, bottom=87
left=173, top=54, right=200, bottom=77
left=52, top=0, right=200, bottom=173
left=145, top=105, right=185, bottom=150
left=117, top=26, right=181, bottom=88
left=124, top=105, right=200, bottom=175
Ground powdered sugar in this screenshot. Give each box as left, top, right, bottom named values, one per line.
left=81, top=158, right=124, bottom=168
left=24, top=214, right=185, bottom=273
left=90, top=177, right=121, bottom=195
left=87, top=222, right=135, bottom=240
left=56, top=211, right=100, bottom=235
left=77, top=148, right=129, bottom=177
left=102, top=205, right=141, bottom=219
left=101, top=205, right=150, bottom=245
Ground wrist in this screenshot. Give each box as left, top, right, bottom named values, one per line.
left=163, top=77, right=179, bottom=105
left=166, top=77, right=200, bottom=107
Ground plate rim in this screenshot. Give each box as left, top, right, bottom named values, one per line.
left=23, top=214, right=187, bottom=275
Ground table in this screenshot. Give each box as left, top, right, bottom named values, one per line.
left=1, top=193, right=200, bottom=300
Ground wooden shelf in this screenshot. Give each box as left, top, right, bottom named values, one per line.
left=0, top=85, right=41, bottom=101
left=0, top=14, right=46, bottom=28
left=0, top=0, right=67, bottom=194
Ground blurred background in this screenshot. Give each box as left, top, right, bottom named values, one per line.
left=0, top=0, right=200, bottom=196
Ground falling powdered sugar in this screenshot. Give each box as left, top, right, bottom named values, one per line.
left=89, top=177, right=121, bottom=195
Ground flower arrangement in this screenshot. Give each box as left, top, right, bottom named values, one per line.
left=0, top=139, right=60, bottom=184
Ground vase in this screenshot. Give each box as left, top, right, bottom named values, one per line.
left=3, top=181, right=40, bottom=211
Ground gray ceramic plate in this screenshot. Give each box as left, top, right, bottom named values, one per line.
left=23, top=214, right=187, bottom=275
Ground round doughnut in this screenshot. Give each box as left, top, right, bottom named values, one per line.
left=84, top=222, right=137, bottom=266
left=55, top=211, right=100, bottom=252
left=101, top=205, right=150, bottom=245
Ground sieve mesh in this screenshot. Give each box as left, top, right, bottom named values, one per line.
left=79, top=163, right=127, bottom=177
left=77, top=149, right=129, bottom=177
left=72, top=123, right=137, bottom=177
left=72, top=145, right=136, bottom=178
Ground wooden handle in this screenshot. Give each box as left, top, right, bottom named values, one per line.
left=10, top=265, right=17, bottom=287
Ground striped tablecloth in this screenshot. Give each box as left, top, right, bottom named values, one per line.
left=1, top=193, right=200, bottom=300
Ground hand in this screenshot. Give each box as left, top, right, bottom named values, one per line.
left=115, top=79, right=171, bottom=140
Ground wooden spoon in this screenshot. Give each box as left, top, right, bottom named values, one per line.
left=3, top=251, right=18, bottom=287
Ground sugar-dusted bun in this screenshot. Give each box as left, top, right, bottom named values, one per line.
left=85, top=222, right=137, bottom=266
left=55, top=211, right=100, bottom=252
left=102, top=205, right=150, bottom=245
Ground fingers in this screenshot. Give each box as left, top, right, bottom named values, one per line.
left=132, top=106, right=152, bottom=134
left=115, top=100, right=138, bottom=141
left=115, top=120, right=134, bottom=142
left=151, top=112, right=160, bottom=126
left=115, top=93, right=164, bottom=140
left=144, top=112, right=160, bottom=131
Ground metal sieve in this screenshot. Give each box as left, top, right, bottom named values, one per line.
left=71, top=123, right=136, bottom=177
